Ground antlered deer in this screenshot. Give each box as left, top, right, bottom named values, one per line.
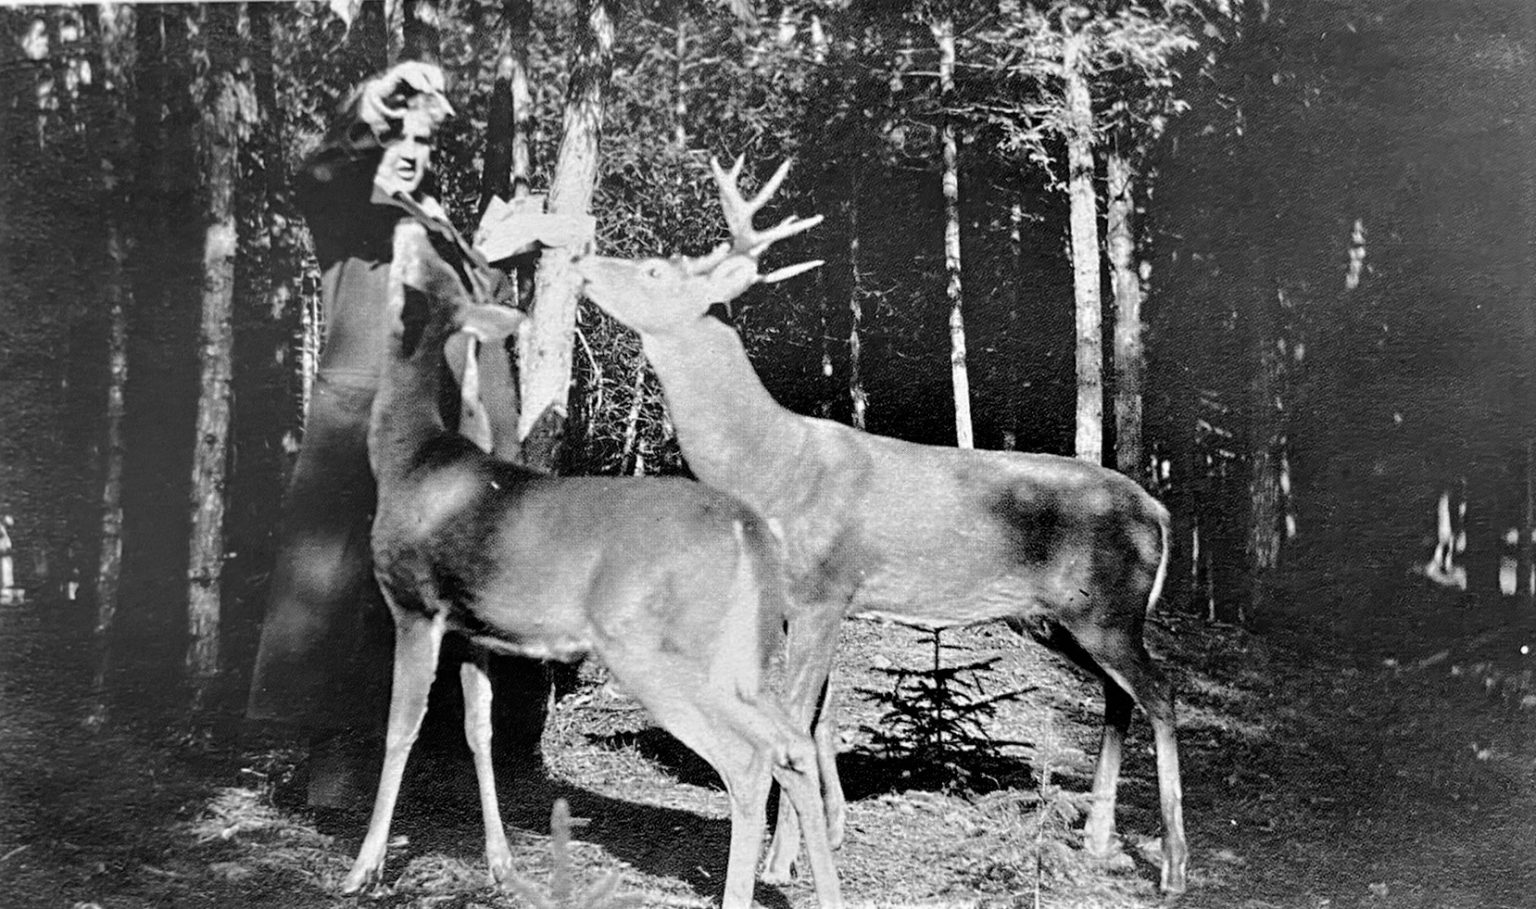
left=574, top=158, right=1188, bottom=893
left=343, top=219, right=844, bottom=909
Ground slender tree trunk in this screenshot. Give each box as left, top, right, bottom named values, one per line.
left=619, top=354, right=648, bottom=474
left=185, top=2, right=241, bottom=711
left=620, top=7, right=688, bottom=468
left=87, top=1, right=136, bottom=728
left=931, top=14, right=972, bottom=449
left=1520, top=439, right=1534, bottom=601
left=671, top=12, right=687, bottom=149
left=1003, top=196, right=1023, bottom=451
left=847, top=172, right=868, bottom=431
left=517, top=0, right=613, bottom=471
left=509, top=0, right=533, bottom=200
left=1063, top=25, right=1102, bottom=464
left=401, top=0, right=440, bottom=63
left=1247, top=285, right=1283, bottom=619
left=1167, top=379, right=1199, bottom=613
left=351, top=0, right=390, bottom=76
left=480, top=0, right=534, bottom=210
left=1107, top=147, right=1145, bottom=482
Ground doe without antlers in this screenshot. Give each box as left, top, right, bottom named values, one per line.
left=342, top=219, right=844, bottom=909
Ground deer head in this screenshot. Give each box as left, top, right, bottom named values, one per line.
left=575, top=157, right=824, bottom=335
left=381, top=223, right=526, bottom=453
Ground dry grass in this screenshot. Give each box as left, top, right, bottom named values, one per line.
left=186, top=613, right=1221, bottom=908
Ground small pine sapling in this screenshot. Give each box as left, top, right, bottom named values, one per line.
left=856, top=630, right=1030, bottom=792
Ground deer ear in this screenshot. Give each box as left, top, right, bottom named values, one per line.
left=460, top=305, right=526, bottom=343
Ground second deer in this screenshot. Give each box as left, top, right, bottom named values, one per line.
left=574, top=158, right=1188, bottom=893
left=341, top=219, right=843, bottom=909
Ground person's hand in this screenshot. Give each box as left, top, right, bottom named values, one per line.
left=360, top=61, right=453, bottom=135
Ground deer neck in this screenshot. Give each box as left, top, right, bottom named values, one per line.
left=642, top=315, right=805, bottom=510
left=370, top=335, right=448, bottom=492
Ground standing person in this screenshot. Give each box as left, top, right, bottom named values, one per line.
left=246, top=62, right=528, bottom=808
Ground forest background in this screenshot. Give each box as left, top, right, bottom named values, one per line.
left=0, top=0, right=1531, bottom=841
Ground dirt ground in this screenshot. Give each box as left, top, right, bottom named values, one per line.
left=3, top=569, right=1534, bottom=909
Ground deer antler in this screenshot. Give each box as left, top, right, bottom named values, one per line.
left=706, top=156, right=825, bottom=285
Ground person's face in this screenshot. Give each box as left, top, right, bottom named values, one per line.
left=376, top=108, right=434, bottom=197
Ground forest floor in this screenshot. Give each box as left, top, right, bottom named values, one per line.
left=2, top=566, right=1534, bottom=909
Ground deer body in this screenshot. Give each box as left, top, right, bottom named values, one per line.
left=647, top=323, right=1167, bottom=629
left=574, top=158, right=1186, bottom=894
left=343, top=221, right=844, bottom=909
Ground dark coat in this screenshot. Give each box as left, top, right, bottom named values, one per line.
left=247, top=91, right=521, bottom=730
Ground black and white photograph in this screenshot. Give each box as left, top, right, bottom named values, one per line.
left=0, top=1, right=1531, bottom=906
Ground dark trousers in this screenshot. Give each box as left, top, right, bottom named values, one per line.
left=247, top=373, right=392, bottom=732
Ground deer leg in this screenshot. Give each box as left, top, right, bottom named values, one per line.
left=1084, top=681, right=1134, bottom=858
left=342, top=608, right=446, bottom=893
left=1079, top=631, right=1188, bottom=894
left=704, top=694, right=844, bottom=909
left=459, top=654, right=514, bottom=886
left=768, top=712, right=844, bottom=909
left=764, top=609, right=844, bottom=881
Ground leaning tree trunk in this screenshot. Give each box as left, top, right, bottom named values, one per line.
left=1063, top=25, right=1102, bottom=464
left=931, top=14, right=972, bottom=449
left=1108, top=146, right=1145, bottom=483
left=87, top=1, right=136, bottom=729
left=185, top=2, right=240, bottom=712
left=517, top=0, right=613, bottom=471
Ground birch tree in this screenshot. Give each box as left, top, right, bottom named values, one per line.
left=931, top=10, right=973, bottom=449
left=1061, top=13, right=1102, bottom=464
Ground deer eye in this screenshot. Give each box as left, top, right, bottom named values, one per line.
left=642, top=262, right=666, bottom=281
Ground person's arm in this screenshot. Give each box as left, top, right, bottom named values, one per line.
left=295, top=63, right=451, bottom=265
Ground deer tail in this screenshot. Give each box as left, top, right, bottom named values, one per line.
left=1147, top=500, right=1172, bottom=617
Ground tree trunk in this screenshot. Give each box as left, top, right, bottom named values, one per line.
left=1003, top=196, right=1023, bottom=451
left=401, top=0, right=440, bottom=63
left=480, top=0, right=534, bottom=210
left=931, top=15, right=972, bottom=449
left=185, top=2, right=240, bottom=711
left=1247, top=286, right=1283, bottom=619
left=350, top=0, right=390, bottom=76
left=847, top=172, right=868, bottom=431
left=1519, top=440, right=1534, bottom=601
left=1063, top=26, right=1102, bottom=464
left=517, top=0, right=613, bottom=471
left=1107, top=147, right=1145, bottom=482
left=87, top=1, right=136, bottom=728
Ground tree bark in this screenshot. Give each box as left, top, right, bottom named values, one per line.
left=847, top=172, right=868, bottom=431
left=1063, top=25, right=1102, bottom=464
left=87, top=1, right=136, bottom=728
left=931, top=14, right=972, bottom=449
left=517, top=0, right=613, bottom=471
left=1003, top=196, right=1023, bottom=451
left=1521, top=440, right=1534, bottom=601
left=1247, top=286, right=1283, bottom=619
left=480, top=0, right=533, bottom=210
left=350, top=0, right=390, bottom=77
left=1107, top=147, right=1145, bottom=482
left=401, top=0, right=440, bottom=63
left=185, top=2, right=241, bottom=711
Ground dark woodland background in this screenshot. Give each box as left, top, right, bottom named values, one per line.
left=0, top=0, right=1531, bottom=714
